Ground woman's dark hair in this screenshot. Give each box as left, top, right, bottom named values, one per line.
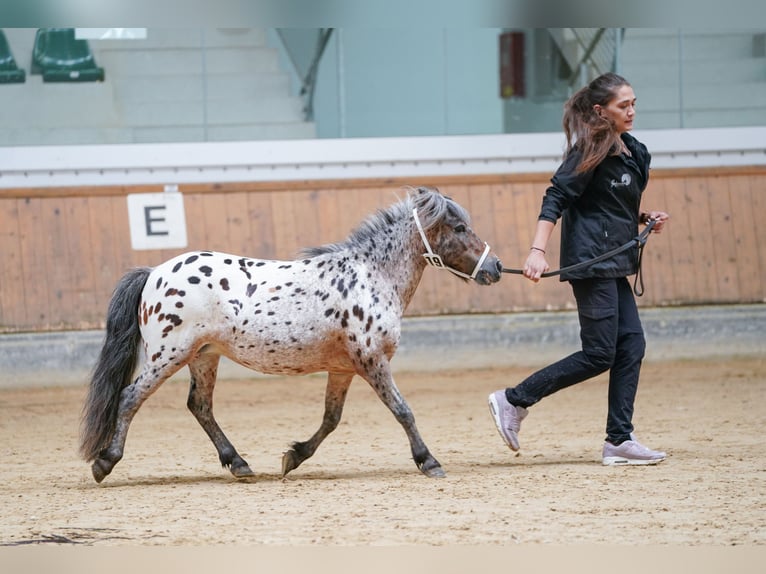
left=562, top=72, right=631, bottom=174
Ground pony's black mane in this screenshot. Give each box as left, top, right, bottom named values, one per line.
left=300, top=187, right=470, bottom=258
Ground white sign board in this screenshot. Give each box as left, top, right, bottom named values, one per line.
left=127, top=192, right=188, bottom=250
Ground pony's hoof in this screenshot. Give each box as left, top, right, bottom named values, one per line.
left=231, top=462, right=255, bottom=479
left=91, top=459, right=111, bottom=483
left=418, top=460, right=446, bottom=478
left=281, top=450, right=301, bottom=477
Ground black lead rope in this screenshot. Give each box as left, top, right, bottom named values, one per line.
left=501, top=219, right=657, bottom=297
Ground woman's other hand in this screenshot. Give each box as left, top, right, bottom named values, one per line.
left=523, top=249, right=550, bottom=282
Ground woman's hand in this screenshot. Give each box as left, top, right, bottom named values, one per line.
left=525, top=220, right=555, bottom=282
left=523, top=249, right=550, bottom=282
left=643, top=210, right=669, bottom=233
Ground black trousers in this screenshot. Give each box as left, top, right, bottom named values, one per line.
left=505, top=277, right=646, bottom=445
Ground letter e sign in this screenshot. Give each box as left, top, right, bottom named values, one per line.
left=127, top=192, right=188, bottom=250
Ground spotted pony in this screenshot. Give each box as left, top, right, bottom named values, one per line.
left=80, top=186, right=503, bottom=482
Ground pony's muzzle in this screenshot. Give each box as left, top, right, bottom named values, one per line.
left=474, top=255, right=503, bottom=285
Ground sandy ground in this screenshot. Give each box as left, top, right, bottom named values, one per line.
left=0, top=356, right=764, bottom=548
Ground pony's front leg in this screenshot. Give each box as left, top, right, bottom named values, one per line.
left=282, top=371, right=354, bottom=476
left=361, top=362, right=445, bottom=478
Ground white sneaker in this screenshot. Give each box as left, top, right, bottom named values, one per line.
left=488, top=390, right=528, bottom=451
left=602, top=439, right=666, bottom=466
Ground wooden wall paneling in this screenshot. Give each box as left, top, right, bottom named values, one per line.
left=334, top=183, right=384, bottom=238
left=684, top=177, right=719, bottom=302
left=182, top=192, right=209, bottom=251
left=180, top=192, right=201, bottom=249
left=183, top=192, right=208, bottom=252
left=39, top=200, right=73, bottom=329
left=726, top=175, right=760, bottom=302
left=333, top=186, right=360, bottom=244
left=746, top=174, right=766, bottom=301
left=102, top=195, right=134, bottom=329
left=726, top=178, right=753, bottom=301
left=157, top=246, right=184, bottom=270
left=16, top=198, right=52, bottom=329
left=109, top=193, right=140, bottom=276
left=489, top=183, right=521, bottom=313
left=314, top=187, right=342, bottom=248
left=0, top=198, right=25, bottom=329
left=382, top=184, right=413, bottom=214
left=246, top=190, right=276, bottom=259
left=339, top=187, right=372, bottom=242
left=87, top=195, right=121, bottom=328
left=0, top=167, right=763, bottom=334
left=368, top=185, right=396, bottom=218
left=356, top=185, right=388, bottom=227
left=639, top=178, right=672, bottom=305
left=199, top=192, right=231, bottom=253
left=653, top=178, right=681, bottom=305
left=655, top=177, right=696, bottom=303
left=223, top=190, right=254, bottom=256
left=62, top=196, right=99, bottom=328
left=507, top=181, right=537, bottom=310
left=290, top=189, right=322, bottom=257
left=270, top=189, right=301, bottom=261
left=706, top=176, right=740, bottom=302
left=495, top=182, right=538, bottom=311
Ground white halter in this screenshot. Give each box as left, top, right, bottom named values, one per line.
left=412, top=208, right=491, bottom=281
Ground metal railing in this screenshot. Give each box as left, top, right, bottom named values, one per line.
left=276, top=28, right=334, bottom=121
left=549, top=28, right=624, bottom=87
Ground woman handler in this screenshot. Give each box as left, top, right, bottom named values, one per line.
left=488, top=73, right=669, bottom=465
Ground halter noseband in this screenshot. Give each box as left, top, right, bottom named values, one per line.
left=412, top=208, right=491, bottom=281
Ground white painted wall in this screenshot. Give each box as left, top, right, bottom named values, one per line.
left=2, top=127, right=764, bottom=189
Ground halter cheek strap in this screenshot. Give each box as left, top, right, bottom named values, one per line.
left=412, top=208, right=491, bottom=281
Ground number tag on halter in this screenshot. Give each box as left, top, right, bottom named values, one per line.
left=423, top=253, right=445, bottom=268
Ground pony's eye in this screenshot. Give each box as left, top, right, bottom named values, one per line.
left=454, top=224, right=467, bottom=233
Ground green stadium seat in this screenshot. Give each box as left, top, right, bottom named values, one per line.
left=31, top=28, right=105, bottom=82
left=0, top=30, right=26, bottom=83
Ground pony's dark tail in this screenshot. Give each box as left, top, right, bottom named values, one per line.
left=79, top=267, right=151, bottom=462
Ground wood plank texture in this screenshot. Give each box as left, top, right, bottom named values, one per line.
left=0, top=168, right=764, bottom=332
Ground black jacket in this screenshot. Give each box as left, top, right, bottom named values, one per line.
left=538, top=132, right=651, bottom=281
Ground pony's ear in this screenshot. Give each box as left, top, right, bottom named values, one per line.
left=416, top=186, right=439, bottom=196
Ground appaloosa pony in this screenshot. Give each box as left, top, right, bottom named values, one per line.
left=80, top=186, right=502, bottom=482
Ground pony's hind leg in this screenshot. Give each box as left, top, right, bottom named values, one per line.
left=282, top=371, right=354, bottom=476
left=187, top=353, right=254, bottom=478
left=91, top=362, right=180, bottom=483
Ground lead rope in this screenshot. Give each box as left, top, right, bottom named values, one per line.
left=632, top=233, right=649, bottom=297
left=502, top=219, right=656, bottom=297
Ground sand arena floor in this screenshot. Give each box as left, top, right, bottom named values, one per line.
left=0, top=357, right=763, bottom=547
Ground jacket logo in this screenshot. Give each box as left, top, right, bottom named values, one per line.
left=610, top=173, right=632, bottom=189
